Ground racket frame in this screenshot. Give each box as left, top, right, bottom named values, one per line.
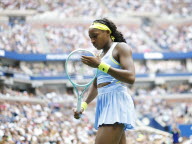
left=65, top=49, right=97, bottom=112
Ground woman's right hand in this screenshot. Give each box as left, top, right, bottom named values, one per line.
left=73, top=108, right=84, bottom=119
left=81, top=55, right=101, bottom=68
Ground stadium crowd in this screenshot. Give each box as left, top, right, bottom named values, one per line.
left=0, top=0, right=40, bottom=10
left=0, top=101, right=96, bottom=144
left=0, top=101, right=173, bottom=144
left=0, top=22, right=41, bottom=54
left=0, top=0, right=191, bottom=143
left=20, top=62, right=65, bottom=76
left=143, top=25, right=192, bottom=52
left=0, top=0, right=106, bottom=17
left=136, top=98, right=192, bottom=126
left=1, top=0, right=192, bottom=17
left=0, top=84, right=191, bottom=143
left=135, top=60, right=190, bottom=74
left=103, top=0, right=192, bottom=17
left=0, top=21, right=191, bottom=54
left=1, top=82, right=191, bottom=101
left=44, top=24, right=92, bottom=53
left=0, top=59, right=191, bottom=77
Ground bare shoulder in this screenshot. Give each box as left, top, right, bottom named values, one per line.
left=115, top=42, right=132, bottom=55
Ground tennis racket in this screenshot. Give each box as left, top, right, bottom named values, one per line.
left=65, top=49, right=98, bottom=112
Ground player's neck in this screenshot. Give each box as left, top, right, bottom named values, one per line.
left=102, top=41, right=113, bottom=55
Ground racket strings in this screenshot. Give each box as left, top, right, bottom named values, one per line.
left=65, top=50, right=96, bottom=86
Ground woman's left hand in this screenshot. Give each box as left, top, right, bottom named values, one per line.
left=81, top=55, right=101, bottom=68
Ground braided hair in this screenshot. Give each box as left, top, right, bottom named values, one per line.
left=93, top=18, right=126, bottom=43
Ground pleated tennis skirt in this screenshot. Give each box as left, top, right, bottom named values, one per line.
left=94, top=83, right=136, bottom=131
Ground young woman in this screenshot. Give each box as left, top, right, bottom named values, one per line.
left=74, top=18, right=136, bottom=144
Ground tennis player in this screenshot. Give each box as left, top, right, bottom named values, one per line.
left=74, top=18, right=136, bottom=144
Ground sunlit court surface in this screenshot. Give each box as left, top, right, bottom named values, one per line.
left=0, top=0, right=192, bottom=144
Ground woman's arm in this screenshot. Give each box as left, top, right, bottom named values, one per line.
left=84, top=78, right=98, bottom=104
left=81, top=43, right=135, bottom=85
left=108, top=43, right=135, bottom=84
left=74, top=78, right=97, bottom=119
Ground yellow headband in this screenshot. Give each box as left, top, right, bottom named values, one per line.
left=89, top=22, right=115, bottom=41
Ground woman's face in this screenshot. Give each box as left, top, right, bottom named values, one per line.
left=88, top=28, right=110, bottom=50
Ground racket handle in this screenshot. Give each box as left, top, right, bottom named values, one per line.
left=77, top=97, right=82, bottom=112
